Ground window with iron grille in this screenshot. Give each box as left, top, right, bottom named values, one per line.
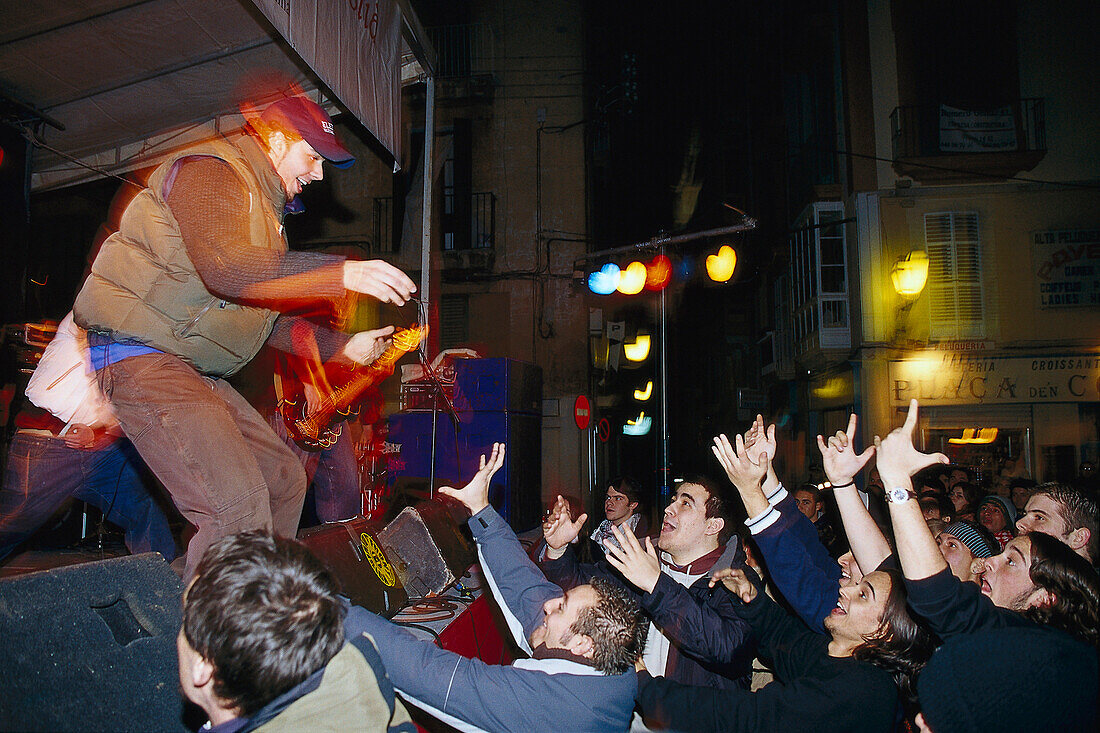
left=925, top=211, right=984, bottom=339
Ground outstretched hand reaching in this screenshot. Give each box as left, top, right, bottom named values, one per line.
left=709, top=568, right=758, bottom=604
left=712, top=433, right=770, bottom=495
left=816, top=413, right=875, bottom=486
left=604, top=523, right=662, bottom=594
left=873, top=400, right=948, bottom=485
left=438, top=443, right=506, bottom=515
left=543, top=494, right=588, bottom=552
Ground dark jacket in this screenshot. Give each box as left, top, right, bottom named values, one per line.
left=636, top=591, right=899, bottom=733
left=749, top=490, right=843, bottom=634
left=540, top=536, right=755, bottom=690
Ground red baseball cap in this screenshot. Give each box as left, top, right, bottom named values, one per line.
left=261, top=96, right=355, bottom=169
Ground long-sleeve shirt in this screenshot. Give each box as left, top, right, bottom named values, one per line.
left=635, top=591, right=898, bottom=733
left=904, top=566, right=1032, bottom=639
left=344, top=506, right=637, bottom=733
left=167, top=155, right=352, bottom=359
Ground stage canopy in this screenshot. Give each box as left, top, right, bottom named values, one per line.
left=0, top=0, right=435, bottom=191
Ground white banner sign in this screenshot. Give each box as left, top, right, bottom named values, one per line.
left=939, top=105, right=1017, bottom=152
left=251, top=0, right=403, bottom=164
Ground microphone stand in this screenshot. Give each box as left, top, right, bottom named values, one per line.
left=417, top=351, right=461, bottom=500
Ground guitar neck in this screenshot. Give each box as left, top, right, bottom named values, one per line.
left=328, top=326, right=425, bottom=410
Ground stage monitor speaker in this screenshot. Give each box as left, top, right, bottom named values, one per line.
left=297, top=518, right=407, bottom=618
left=377, top=501, right=475, bottom=597
left=0, top=554, right=191, bottom=732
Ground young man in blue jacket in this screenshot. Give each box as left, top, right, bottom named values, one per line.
left=345, top=444, right=649, bottom=733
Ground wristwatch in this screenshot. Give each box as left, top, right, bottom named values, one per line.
left=886, top=486, right=916, bottom=504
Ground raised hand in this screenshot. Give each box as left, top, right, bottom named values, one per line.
left=873, top=399, right=948, bottom=484
left=438, top=443, right=505, bottom=515
left=604, top=524, right=662, bottom=594
left=816, top=413, right=875, bottom=486
left=712, top=433, right=769, bottom=494
left=743, top=414, right=777, bottom=465
left=543, top=495, right=587, bottom=552
left=709, top=568, right=757, bottom=604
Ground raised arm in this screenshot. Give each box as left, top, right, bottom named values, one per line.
left=440, top=445, right=562, bottom=644
left=817, top=413, right=890, bottom=575
left=874, top=400, right=950, bottom=581
left=743, top=415, right=780, bottom=498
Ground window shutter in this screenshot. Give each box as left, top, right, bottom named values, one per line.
left=925, top=212, right=983, bottom=339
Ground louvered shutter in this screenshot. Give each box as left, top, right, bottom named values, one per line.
left=925, top=212, right=984, bottom=339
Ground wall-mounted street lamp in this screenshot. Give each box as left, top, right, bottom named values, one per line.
left=891, top=250, right=929, bottom=298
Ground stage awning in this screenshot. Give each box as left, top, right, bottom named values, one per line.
left=0, top=0, right=435, bottom=191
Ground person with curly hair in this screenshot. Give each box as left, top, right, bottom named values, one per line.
left=345, top=445, right=649, bottom=733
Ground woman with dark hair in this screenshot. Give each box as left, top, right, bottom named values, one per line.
left=637, top=430, right=937, bottom=732
left=947, top=482, right=978, bottom=523
left=1021, top=530, right=1100, bottom=646
left=635, top=565, right=936, bottom=732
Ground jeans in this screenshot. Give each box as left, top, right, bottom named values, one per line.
left=99, top=352, right=307, bottom=579
left=268, top=413, right=361, bottom=522
left=0, top=432, right=176, bottom=561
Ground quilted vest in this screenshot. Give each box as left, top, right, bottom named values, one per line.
left=73, top=133, right=285, bottom=377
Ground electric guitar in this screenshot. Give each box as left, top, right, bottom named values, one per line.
left=279, top=324, right=427, bottom=451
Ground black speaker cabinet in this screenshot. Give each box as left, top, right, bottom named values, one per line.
left=0, top=554, right=190, bottom=732
left=377, top=500, right=475, bottom=597
left=297, top=518, right=408, bottom=617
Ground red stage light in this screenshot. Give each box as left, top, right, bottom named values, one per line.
left=644, top=254, right=672, bottom=291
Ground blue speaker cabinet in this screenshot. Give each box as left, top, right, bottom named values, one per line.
left=454, top=358, right=542, bottom=413
left=387, top=409, right=541, bottom=530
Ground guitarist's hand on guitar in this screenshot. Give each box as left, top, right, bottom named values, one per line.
left=439, top=443, right=506, bottom=515
left=342, top=260, right=417, bottom=306
left=342, top=326, right=396, bottom=365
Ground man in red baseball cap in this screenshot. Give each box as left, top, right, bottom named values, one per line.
left=74, top=94, right=415, bottom=579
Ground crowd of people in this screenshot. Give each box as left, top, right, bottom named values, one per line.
left=0, top=93, right=1096, bottom=732
left=173, top=405, right=1098, bottom=732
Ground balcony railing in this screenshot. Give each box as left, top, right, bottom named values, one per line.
left=444, top=192, right=496, bottom=251
left=890, top=98, right=1046, bottom=181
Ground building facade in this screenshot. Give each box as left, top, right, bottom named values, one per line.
left=766, top=0, right=1100, bottom=485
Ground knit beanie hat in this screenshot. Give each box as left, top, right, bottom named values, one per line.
left=977, top=494, right=1017, bottom=525
left=940, top=520, right=996, bottom=558
left=918, top=626, right=1098, bottom=732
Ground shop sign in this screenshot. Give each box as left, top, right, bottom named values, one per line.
left=889, top=354, right=1100, bottom=406
left=1032, top=229, right=1100, bottom=308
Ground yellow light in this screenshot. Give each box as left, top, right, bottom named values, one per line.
left=623, top=334, right=651, bottom=362
left=891, top=250, right=929, bottom=298
left=617, top=261, right=647, bottom=295
left=948, top=427, right=999, bottom=444
left=706, top=245, right=737, bottom=282
left=633, top=381, right=653, bottom=401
